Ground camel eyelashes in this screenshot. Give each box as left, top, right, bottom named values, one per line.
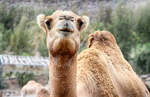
left=59, top=16, right=64, bottom=20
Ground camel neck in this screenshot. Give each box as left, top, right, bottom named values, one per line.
left=49, top=54, right=77, bottom=97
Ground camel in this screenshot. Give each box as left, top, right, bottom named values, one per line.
left=77, top=30, right=150, bottom=97
left=20, top=80, right=46, bottom=97
left=37, top=10, right=89, bottom=97
left=37, top=10, right=149, bottom=97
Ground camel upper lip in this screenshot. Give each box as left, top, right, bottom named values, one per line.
left=59, top=28, right=73, bottom=32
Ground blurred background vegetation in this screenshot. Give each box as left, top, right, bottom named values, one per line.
left=0, top=0, right=150, bottom=75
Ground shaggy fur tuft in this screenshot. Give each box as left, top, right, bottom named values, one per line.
left=37, top=14, right=45, bottom=29
left=81, top=16, right=90, bottom=31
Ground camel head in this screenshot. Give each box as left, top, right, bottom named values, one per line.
left=37, top=10, right=89, bottom=56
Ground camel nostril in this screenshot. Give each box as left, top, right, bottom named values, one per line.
left=64, top=22, right=69, bottom=27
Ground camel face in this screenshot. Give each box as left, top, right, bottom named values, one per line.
left=37, top=10, right=89, bottom=56
left=51, top=11, right=77, bottom=37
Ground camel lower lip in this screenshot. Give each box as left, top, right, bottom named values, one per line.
left=61, top=31, right=70, bottom=36
left=60, top=30, right=70, bottom=32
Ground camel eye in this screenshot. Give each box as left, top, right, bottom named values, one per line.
left=77, top=19, right=84, bottom=31
left=45, top=19, right=52, bottom=30
left=70, top=17, right=74, bottom=22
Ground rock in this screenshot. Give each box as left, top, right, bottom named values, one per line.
left=140, top=74, right=150, bottom=92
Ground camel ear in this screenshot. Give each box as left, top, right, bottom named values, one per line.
left=77, top=16, right=89, bottom=32
left=37, top=14, right=47, bottom=32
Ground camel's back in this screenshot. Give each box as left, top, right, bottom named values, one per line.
left=101, top=45, right=149, bottom=97
left=95, top=33, right=149, bottom=97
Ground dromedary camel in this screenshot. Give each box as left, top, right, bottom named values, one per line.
left=77, top=30, right=150, bottom=97
left=20, top=80, right=46, bottom=97
left=37, top=10, right=89, bottom=97
left=36, top=10, right=149, bottom=97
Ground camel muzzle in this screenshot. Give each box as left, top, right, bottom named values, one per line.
left=58, top=21, right=74, bottom=36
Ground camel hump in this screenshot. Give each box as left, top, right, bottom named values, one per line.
left=88, top=30, right=116, bottom=48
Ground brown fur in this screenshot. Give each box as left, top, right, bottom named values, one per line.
left=77, top=31, right=150, bottom=97
left=37, top=10, right=89, bottom=97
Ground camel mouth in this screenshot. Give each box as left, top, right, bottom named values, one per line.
left=59, top=28, right=73, bottom=33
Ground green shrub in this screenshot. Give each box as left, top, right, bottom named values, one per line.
left=15, top=72, right=35, bottom=87
left=135, top=43, right=150, bottom=74
left=134, top=1, right=150, bottom=42
left=0, top=1, right=55, bottom=55
left=0, top=2, right=17, bottom=53
left=98, top=2, right=112, bottom=25
left=4, top=72, right=13, bottom=79
left=107, top=2, right=135, bottom=60
left=0, top=23, right=5, bottom=52
left=0, top=2, right=16, bottom=30
left=10, top=16, right=33, bottom=55
left=44, top=9, right=55, bottom=16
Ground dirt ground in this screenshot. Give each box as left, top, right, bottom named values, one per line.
left=0, top=89, right=20, bottom=97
